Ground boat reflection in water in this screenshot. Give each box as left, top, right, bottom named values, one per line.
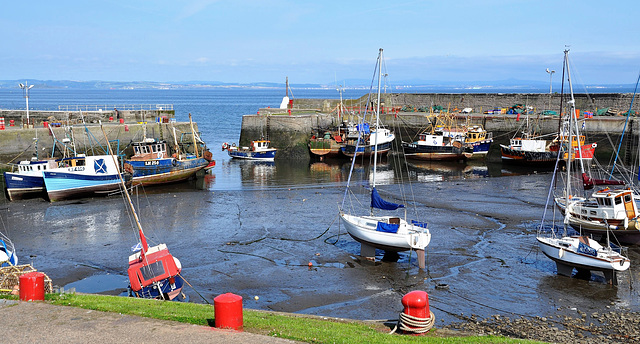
left=408, top=160, right=489, bottom=182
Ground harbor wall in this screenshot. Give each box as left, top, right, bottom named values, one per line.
left=0, top=121, right=197, bottom=165
left=287, top=93, right=640, bottom=115
left=0, top=108, right=175, bottom=128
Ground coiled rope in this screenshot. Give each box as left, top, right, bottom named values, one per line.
left=389, top=310, right=435, bottom=335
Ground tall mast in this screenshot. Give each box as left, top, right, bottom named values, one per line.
left=189, top=113, right=199, bottom=157
left=372, top=48, right=383, bottom=189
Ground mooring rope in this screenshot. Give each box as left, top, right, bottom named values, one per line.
left=178, top=273, right=210, bottom=305
left=389, top=310, right=435, bottom=335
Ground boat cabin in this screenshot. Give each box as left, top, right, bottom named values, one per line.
left=127, top=244, right=181, bottom=291
left=509, top=138, right=547, bottom=152
left=131, top=139, right=168, bottom=160
left=251, top=140, right=272, bottom=151
left=576, top=189, right=637, bottom=222
left=15, top=159, right=57, bottom=174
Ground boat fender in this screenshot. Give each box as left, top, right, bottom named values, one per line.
left=559, top=248, right=564, bottom=258
left=157, top=152, right=162, bottom=159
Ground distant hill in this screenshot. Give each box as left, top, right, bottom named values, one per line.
left=0, top=79, right=636, bottom=93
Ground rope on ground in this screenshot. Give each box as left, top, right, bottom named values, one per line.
left=178, top=273, right=210, bottom=305
left=389, top=310, right=435, bottom=335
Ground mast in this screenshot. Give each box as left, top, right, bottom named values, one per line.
left=565, top=50, right=585, bottom=173
left=372, top=48, right=383, bottom=189
left=189, top=113, right=199, bottom=158
left=99, top=123, right=149, bottom=257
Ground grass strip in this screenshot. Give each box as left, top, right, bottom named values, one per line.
left=36, top=293, right=545, bottom=344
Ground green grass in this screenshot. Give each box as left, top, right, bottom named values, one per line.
left=5, top=293, right=545, bottom=344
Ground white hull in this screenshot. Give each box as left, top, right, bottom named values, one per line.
left=340, top=213, right=430, bottom=252
left=536, top=236, right=629, bottom=272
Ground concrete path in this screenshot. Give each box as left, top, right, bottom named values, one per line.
left=0, top=300, right=298, bottom=344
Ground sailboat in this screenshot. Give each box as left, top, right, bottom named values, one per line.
left=339, top=49, right=431, bottom=268
left=100, top=124, right=184, bottom=300
left=536, top=50, right=630, bottom=285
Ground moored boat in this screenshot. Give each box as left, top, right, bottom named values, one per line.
left=3, top=159, right=58, bottom=201
left=222, top=139, right=277, bottom=161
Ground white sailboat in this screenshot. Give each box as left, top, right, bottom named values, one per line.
left=536, top=50, right=630, bottom=285
left=339, top=49, right=431, bottom=268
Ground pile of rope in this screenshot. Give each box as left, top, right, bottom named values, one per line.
left=390, top=310, right=435, bottom=335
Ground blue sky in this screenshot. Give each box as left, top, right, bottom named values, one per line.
left=2, top=0, right=639, bottom=85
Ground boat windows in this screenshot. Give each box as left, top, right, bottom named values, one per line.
left=590, top=211, right=597, bottom=215
left=140, top=260, right=166, bottom=282
left=624, top=194, right=632, bottom=203
left=615, top=196, right=623, bottom=205
left=603, top=198, right=612, bottom=206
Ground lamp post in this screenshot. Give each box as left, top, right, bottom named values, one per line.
left=19, top=81, right=34, bottom=128
left=545, top=68, right=555, bottom=94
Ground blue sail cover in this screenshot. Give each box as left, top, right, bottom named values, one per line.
left=357, top=123, right=370, bottom=134
left=371, top=187, right=404, bottom=210
left=577, top=242, right=597, bottom=257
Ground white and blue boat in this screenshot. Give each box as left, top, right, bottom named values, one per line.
left=465, top=125, right=493, bottom=158
left=341, top=123, right=395, bottom=158
left=222, top=140, right=277, bottom=161
left=3, top=159, right=58, bottom=201
left=43, top=154, right=126, bottom=202
left=0, top=232, right=17, bottom=267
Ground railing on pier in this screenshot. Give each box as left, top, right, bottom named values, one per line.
left=57, top=104, right=174, bottom=111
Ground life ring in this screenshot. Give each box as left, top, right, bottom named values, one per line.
left=222, top=142, right=229, bottom=151
left=591, top=143, right=597, bottom=148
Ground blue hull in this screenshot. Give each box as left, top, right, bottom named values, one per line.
left=228, top=150, right=276, bottom=160
left=471, top=141, right=492, bottom=155
left=43, top=171, right=124, bottom=202
left=3, top=172, right=45, bottom=201
left=129, top=275, right=185, bottom=300
left=341, top=142, right=392, bottom=157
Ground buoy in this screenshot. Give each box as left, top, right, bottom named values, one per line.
left=308, top=262, right=313, bottom=267
left=19, top=272, right=45, bottom=301
left=214, top=293, right=243, bottom=331
left=390, top=290, right=435, bottom=335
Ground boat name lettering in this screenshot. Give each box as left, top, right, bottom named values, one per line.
left=68, top=167, right=85, bottom=172
left=144, top=161, right=160, bottom=166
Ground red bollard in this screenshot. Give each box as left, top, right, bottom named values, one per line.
left=19, top=272, right=45, bottom=301
left=214, top=293, right=243, bottom=330
left=119, top=118, right=124, bottom=124
left=399, top=290, right=432, bottom=335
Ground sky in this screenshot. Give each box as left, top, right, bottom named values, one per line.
left=1, top=0, right=639, bottom=85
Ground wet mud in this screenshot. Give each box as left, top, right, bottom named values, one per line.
left=2, top=160, right=640, bottom=329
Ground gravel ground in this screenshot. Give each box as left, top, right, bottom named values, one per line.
left=445, top=308, right=640, bottom=343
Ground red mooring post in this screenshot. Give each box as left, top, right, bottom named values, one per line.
left=19, top=272, right=45, bottom=301
left=214, top=293, right=243, bottom=331
left=400, top=290, right=433, bottom=334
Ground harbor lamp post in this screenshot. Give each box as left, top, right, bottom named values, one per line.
left=545, top=68, right=555, bottom=94
left=19, top=81, right=34, bottom=128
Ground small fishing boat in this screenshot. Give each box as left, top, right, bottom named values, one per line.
left=309, top=130, right=345, bottom=159
left=465, top=125, right=493, bottom=158
left=341, top=123, right=395, bottom=158
left=340, top=49, right=431, bottom=268
left=3, top=159, right=58, bottom=201
left=42, top=154, right=127, bottom=202
left=222, top=139, right=277, bottom=161
left=402, top=128, right=473, bottom=161
left=123, top=117, right=214, bottom=186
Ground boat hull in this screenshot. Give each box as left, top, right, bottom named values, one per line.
left=341, top=141, right=392, bottom=158
left=308, top=140, right=343, bottom=158
left=3, top=172, right=45, bottom=201
left=340, top=213, right=431, bottom=252
left=125, top=157, right=209, bottom=186
left=537, top=236, right=630, bottom=272
left=43, top=171, right=125, bottom=202
left=129, top=275, right=184, bottom=300
left=228, top=149, right=276, bottom=161
left=500, top=145, right=557, bottom=165
left=402, top=142, right=472, bottom=161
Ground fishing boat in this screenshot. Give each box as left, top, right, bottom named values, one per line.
left=3, top=159, right=58, bottom=201
left=340, top=49, right=431, bottom=268
left=309, top=130, right=345, bottom=159
left=42, top=154, right=127, bottom=202
left=465, top=125, right=493, bottom=158
left=536, top=50, right=630, bottom=284
left=222, top=139, right=277, bottom=161
left=0, top=231, right=17, bottom=267
left=99, top=125, right=184, bottom=300
left=402, top=116, right=474, bottom=161
left=123, top=117, right=214, bottom=186
left=341, top=122, right=395, bottom=158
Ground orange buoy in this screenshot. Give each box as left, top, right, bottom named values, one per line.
left=214, top=293, right=243, bottom=330
left=19, top=272, right=45, bottom=301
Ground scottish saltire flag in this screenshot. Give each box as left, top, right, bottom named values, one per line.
left=131, top=242, right=142, bottom=252
left=95, top=159, right=107, bottom=174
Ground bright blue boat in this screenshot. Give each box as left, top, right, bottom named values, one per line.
left=0, top=232, right=18, bottom=267
left=223, top=140, right=277, bottom=161
left=42, top=154, right=126, bottom=202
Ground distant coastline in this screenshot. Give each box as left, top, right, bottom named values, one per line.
left=0, top=79, right=637, bottom=93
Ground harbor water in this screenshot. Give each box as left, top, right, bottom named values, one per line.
left=1, top=89, right=639, bottom=325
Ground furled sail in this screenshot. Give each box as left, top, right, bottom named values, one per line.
left=371, top=187, right=404, bottom=210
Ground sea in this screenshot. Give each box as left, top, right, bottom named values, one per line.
left=1, top=87, right=639, bottom=326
